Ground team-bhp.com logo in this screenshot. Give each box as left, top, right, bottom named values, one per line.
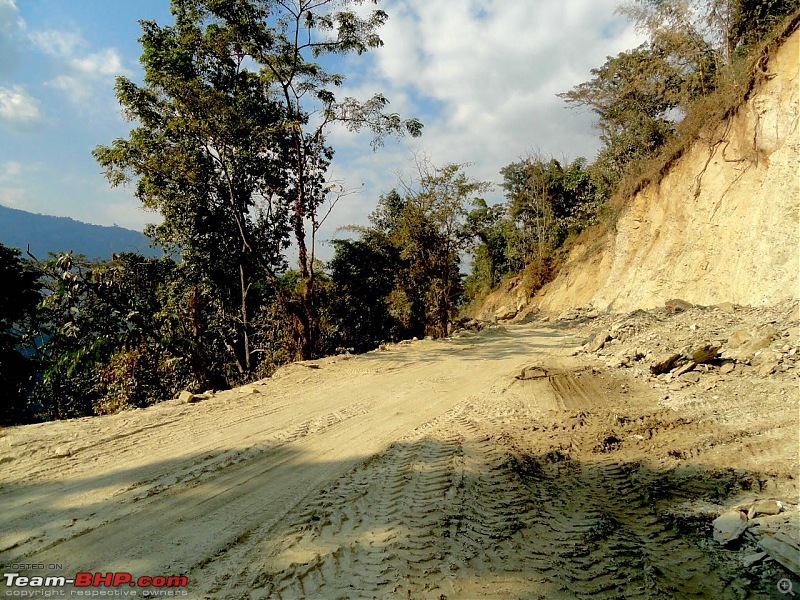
left=3, top=572, right=188, bottom=597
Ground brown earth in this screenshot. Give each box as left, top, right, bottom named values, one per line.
left=1, top=300, right=798, bottom=598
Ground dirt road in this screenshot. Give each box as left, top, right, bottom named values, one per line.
left=1, top=305, right=798, bottom=598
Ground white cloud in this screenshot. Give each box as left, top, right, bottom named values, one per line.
left=0, top=159, right=21, bottom=176
left=0, top=160, right=21, bottom=180
left=49, top=74, right=88, bottom=103
left=72, top=47, right=128, bottom=77
left=309, top=0, right=646, bottom=254
left=30, top=28, right=131, bottom=107
left=0, top=84, right=42, bottom=128
left=28, top=29, right=84, bottom=58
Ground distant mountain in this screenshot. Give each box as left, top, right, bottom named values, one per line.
left=0, top=205, right=162, bottom=260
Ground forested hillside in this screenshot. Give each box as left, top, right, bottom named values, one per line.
left=0, top=205, right=158, bottom=260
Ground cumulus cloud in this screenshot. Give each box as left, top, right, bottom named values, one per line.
left=0, top=84, right=42, bottom=128
left=30, top=28, right=131, bottom=106
left=0, top=160, right=22, bottom=180
left=372, top=0, right=641, bottom=163
left=316, top=0, right=644, bottom=246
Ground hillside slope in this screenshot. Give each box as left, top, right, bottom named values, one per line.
left=533, top=26, right=799, bottom=314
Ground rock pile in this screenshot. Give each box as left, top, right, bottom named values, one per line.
left=713, top=501, right=800, bottom=576
left=574, top=300, right=799, bottom=387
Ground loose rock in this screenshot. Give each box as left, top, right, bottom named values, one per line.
left=674, top=361, right=697, bottom=377
left=727, top=330, right=753, bottom=349
left=758, top=362, right=778, bottom=376
left=741, top=552, right=767, bottom=567
left=712, top=510, right=748, bottom=545
left=749, top=500, right=782, bottom=517
left=52, top=446, right=72, bottom=459
left=650, top=353, right=682, bottom=375
left=587, top=331, right=611, bottom=353
left=517, top=367, right=548, bottom=380
left=665, top=299, right=693, bottom=312
left=495, top=306, right=517, bottom=321
left=692, top=344, right=720, bottom=364
left=758, top=532, right=800, bottom=577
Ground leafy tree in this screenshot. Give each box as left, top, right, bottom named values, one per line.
left=28, top=253, right=192, bottom=419
left=94, top=2, right=291, bottom=384
left=328, top=163, right=489, bottom=348
left=620, top=0, right=799, bottom=67
left=559, top=45, right=693, bottom=184
left=729, top=0, right=800, bottom=50
left=327, top=235, right=399, bottom=352
left=0, top=244, right=41, bottom=424
left=394, top=161, right=490, bottom=336
left=566, top=0, right=798, bottom=193
left=501, top=154, right=602, bottom=261
left=212, top=0, right=423, bottom=358
left=464, top=199, right=517, bottom=294
left=96, top=0, right=421, bottom=369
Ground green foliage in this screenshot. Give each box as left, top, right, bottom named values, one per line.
left=95, top=344, right=183, bottom=414
left=327, top=237, right=398, bottom=352
left=730, top=0, right=799, bottom=50
left=464, top=198, right=517, bottom=296
left=95, top=0, right=421, bottom=367
left=329, top=162, right=489, bottom=347
left=560, top=44, right=701, bottom=186
left=0, top=244, right=42, bottom=424
left=500, top=154, right=603, bottom=261
left=27, top=253, right=191, bottom=419
left=565, top=0, right=799, bottom=190
left=203, top=0, right=422, bottom=359
left=94, top=3, right=293, bottom=380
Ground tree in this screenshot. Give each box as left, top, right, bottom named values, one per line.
left=96, top=0, right=422, bottom=369
left=327, top=163, right=489, bottom=347
left=396, top=160, right=491, bottom=336
left=94, top=2, right=291, bottom=384
left=619, top=0, right=730, bottom=71
left=27, top=252, right=192, bottom=419
left=214, top=0, right=422, bottom=358
left=500, top=154, right=603, bottom=262
left=620, top=0, right=799, bottom=68
left=0, top=244, right=41, bottom=424
left=464, top=198, right=516, bottom=294
left=559, top=45, right=690, bottom=183
left=327, top=235, right=399, bottom=352
left=729, top=0, right=800, bottom=50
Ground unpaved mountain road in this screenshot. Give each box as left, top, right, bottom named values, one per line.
left=1, top=305, right=798, bottom=599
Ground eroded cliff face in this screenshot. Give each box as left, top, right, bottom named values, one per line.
left=533, top=27, right=799, bottom=314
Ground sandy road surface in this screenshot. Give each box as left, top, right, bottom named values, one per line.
left=1, top=314, right=797, bottom=598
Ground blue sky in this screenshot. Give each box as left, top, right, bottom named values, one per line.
left=0, top=0, right=641, bottom=254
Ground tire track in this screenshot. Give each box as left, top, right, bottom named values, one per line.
left=234, top=405, right=542, bottom=599
left=507, top=450, right=747, bottom=598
